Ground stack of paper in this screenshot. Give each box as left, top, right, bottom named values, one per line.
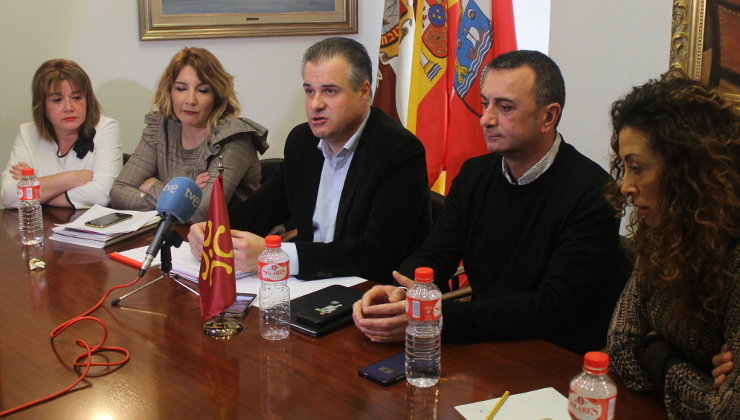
left=51, top=205, right=160, bottom=248
left=111, top=244, right=365, bottom=307
left=111, top=243, right=251, bottom=282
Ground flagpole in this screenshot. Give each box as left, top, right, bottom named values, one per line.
left=202, top=154, right=243, bottom=339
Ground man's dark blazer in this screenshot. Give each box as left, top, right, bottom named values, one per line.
left=229, top=107, right=430, bottom=284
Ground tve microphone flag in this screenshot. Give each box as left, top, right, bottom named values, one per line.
left=198, top=174, right=236, bottom=321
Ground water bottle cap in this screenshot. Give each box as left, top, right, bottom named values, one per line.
left=265, top=235, right=282, bottom=248
left=21, top=168, right=35, bottom=176
left=414, top=267, right=434, bottom=283
left=583, top=351, right=609, bottom=374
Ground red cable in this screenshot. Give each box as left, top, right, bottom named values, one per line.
left=0, top=275, right=142, bottom=417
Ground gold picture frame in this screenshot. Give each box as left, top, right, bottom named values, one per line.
left=139, top=0, right=358, bottom=41
left=670, top=0, right=740, bottom=105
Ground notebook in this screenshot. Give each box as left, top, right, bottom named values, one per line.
left=51, top=205, right=159, bottom=248
left=289, top=285, right=364, bottom=337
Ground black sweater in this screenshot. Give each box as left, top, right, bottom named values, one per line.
left=400, top=141, right=625, bottom=353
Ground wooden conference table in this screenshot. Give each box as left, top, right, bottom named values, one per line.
left=0, top=208, right=667, bottom=419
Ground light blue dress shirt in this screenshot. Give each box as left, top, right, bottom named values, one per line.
left=281, top=112, right=370, bottom=275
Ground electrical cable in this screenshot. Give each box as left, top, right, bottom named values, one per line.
left=0, top=275, right=142, bottom=417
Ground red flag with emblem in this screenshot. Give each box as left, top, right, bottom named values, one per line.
left=404, top=0, right=516, bottom=193
left=198, top=174, right=236, bottom=321
left=445, top=0, right=516, bottom=193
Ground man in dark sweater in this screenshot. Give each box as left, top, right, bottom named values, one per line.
left=352, top=50, right=625, bottom=354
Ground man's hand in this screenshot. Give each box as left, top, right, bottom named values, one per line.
left=189, top=225, right=265, bottom=273
left=352, top=271, right=416, bottom=343
left=187, top=222, right=206, bottom=259
left=231, top=230, right=265, bottom=273
left=711, top=343, right=734, bottom=388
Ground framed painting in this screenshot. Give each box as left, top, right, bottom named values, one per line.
left=670, top=0, right=740, bottom=105
left=139, top=0, right=358, bottom=40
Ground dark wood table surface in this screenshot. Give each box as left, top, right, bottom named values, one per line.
left=0, top=208, right=667, bottom=419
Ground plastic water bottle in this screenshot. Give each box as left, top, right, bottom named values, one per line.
left=258, top=235, right=290, bottom=340
left=405, top=267, right=442, bottom=387
left=405, top=383, right=439, bottom=419
left=17, top=168, right=43, bottom=245
left=568, top=351, right=617, bottom=420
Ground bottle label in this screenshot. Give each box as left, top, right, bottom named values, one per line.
left=567, top=390, right=616, bottom=420
left=258, top=261, right=289, bottom=282
left=406, top=296, right=441, bottom=321
left=17, top=185, right=40, bottom=201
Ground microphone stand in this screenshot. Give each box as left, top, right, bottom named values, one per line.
left=111, top=230, right=186, bottom=306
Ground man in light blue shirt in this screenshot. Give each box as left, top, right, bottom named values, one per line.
left=188, top=37, right=430, bottom=284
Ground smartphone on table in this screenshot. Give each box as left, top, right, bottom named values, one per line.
left=224, top=293, right=257, bottom=317
left=84, top=212, right=133, bottom=228
left=358, top=352, right=406, bottom=386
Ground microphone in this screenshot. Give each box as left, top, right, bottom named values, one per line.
left=138, top=177, right=202, bottom=277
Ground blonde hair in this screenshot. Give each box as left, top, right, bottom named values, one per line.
left=153, top=47, right=240, bottom=131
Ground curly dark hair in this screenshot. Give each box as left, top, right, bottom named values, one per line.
left=606, top=70, right=739, bottom=326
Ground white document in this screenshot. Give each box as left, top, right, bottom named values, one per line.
left=235, top=275, right=364, bottom=308
left=115, top=244, right=365, bottom=307
left=116, top=243, right=252, bottom=280
left=50, top=206, right=160, bottom=248
left=455, top=387, right=568, bottom=420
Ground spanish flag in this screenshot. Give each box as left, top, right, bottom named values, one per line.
left=198, top=174, right=236, bottom=321
left=376, top=0, right=517, bottom=194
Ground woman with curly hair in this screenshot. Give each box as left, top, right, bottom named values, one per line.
left=606, top=71, right=738, bottom=419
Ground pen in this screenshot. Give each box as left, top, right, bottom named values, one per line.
left=485, top=390, right=509, bottom=420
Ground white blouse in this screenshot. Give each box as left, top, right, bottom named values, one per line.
left=1, top=116, right=122, bottom=209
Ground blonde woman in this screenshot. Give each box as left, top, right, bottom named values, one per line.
left=110, top=47, right=268, bottom=222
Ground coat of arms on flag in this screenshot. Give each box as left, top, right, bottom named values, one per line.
left=198, top=173, right=237, bottom=322
left=375, top=0, right=517, bottom=194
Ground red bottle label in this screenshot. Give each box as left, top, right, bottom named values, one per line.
left=17, top=185, right=40, bottom=201
left=406, top=296, right=441, bottom=321
left=258, top=261, right=289, bottom=282
left=568, top=390, right=616, bottom=420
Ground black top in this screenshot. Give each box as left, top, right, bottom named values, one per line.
left=400, top=141, right=626, bottom=353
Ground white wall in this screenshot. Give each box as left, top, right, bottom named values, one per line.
left=550, top=1, right=671, bottom=167
left=513, top=0, right=550, bottom=51
left=0, top=0, right=670, bottom=190
left=0, top=1, right=383, bottom=164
